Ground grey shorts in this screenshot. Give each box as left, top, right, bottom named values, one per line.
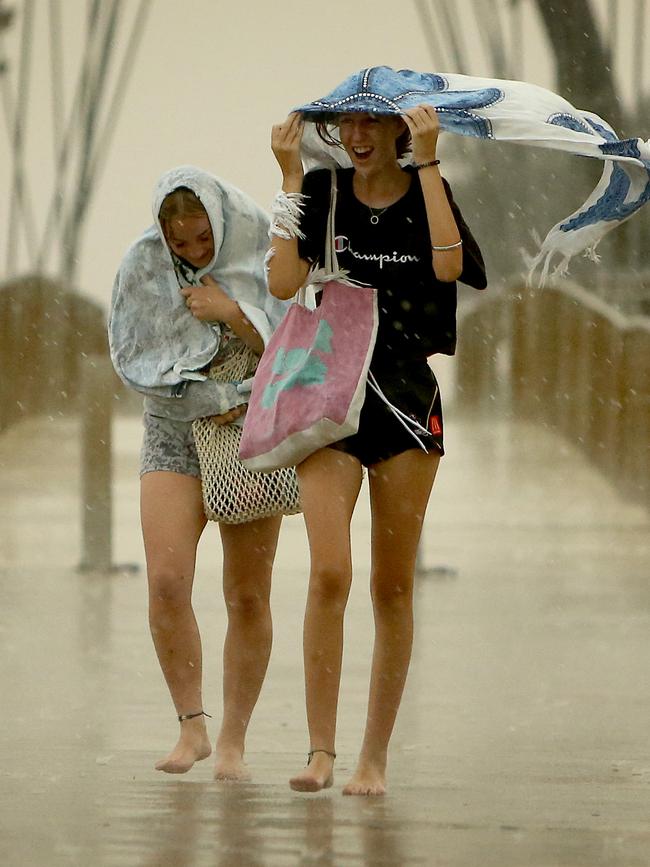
left=140, top=413, right=201, bottom=478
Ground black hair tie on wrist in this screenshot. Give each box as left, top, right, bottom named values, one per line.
left=414, top=159, right=440, bottom=170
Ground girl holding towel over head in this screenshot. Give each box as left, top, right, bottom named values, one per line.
left=267, top=89, right=486, bottom=794
left=109, top=166, right=291, bottom=779
left=265, top=62, right=650, bottom=795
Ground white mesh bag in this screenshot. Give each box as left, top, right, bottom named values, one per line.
left=192, top=342, right=301, bottom=524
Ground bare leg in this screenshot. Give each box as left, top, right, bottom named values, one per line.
left=289, top=449, right=363, bottom=792
left=214, top=515, right=281, bottom=781
left=140, top=471, right=211, bottom=774
left=343, top=449, right=440, bottom=796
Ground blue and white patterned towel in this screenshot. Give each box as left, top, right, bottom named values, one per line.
left=296, top=67, right=650, bottom=284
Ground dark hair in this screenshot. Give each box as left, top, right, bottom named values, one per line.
left=158, top=186, right=206, bottom=229
left=313, top=113, right=411, bottom=160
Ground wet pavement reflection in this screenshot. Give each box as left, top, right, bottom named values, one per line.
left=1, top=414, right=649, bottom=866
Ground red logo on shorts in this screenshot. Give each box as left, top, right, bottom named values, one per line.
left=429, top=415, right=442, bottom=436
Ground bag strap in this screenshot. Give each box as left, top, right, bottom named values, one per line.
left=298, top=168, right=339, bottom=308
left=324, top=168, right=339, bottom=274
left=367, top=371, right=433, bottom=454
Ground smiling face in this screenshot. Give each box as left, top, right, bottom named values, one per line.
left=338, top=112, right=407, bottom=173
left=158, top=187, right=215, bottom=269
left=164, top=213, right=214, bottom=269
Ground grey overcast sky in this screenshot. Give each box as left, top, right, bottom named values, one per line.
left=1, top=0, right=643, bottom=306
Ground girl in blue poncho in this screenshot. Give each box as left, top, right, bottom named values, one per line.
left=110, top=167, right=290, bottom=780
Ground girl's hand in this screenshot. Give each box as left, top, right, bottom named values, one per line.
left=210, top=405, right=246, bottom=426
left=271, top=112, right=305, bottom=187
left=402, top=104, right=440, bottom=165
left=181, top=275, right=238, bottom=323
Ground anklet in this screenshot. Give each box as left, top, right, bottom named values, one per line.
left=307, top=748, right=336, bottom=764
left=178, top=710, right=213, bottom=722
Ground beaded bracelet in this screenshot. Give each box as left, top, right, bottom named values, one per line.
left=431, top=239, right=463, bottom=251
left=414, top=159, right=441, bottom=170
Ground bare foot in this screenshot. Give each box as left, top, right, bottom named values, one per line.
left=342, top=763, right=386, bottom=796
left=289, top=753, right=334, bottom=793
left=214, top=746, right=252, bottom=782
left=155, top=725, right=212, bottom=774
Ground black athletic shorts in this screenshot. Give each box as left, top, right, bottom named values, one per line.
left=330, top=360, right=444, bottom=467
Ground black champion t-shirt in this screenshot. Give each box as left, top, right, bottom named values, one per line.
left=297, top=167, right=486, bottom=368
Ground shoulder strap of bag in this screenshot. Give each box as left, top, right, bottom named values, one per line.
left=298, top=169, right=338, bottom=307
left=324, top=168, right=339, bottom=274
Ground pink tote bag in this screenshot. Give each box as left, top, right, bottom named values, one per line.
left=239, top=277, right=378, bottom=471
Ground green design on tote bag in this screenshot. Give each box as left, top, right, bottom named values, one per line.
left=262, top=320, right=333, bottom=409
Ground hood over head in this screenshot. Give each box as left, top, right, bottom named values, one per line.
left=152, top=165, right=226, bottom=274
left=109, top=166, right=286, bottom=395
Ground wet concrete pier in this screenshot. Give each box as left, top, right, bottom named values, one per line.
left=1, top=412, right=649, bottom=866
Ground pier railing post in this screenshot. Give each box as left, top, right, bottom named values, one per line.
left=78, top=354, right=113, bottom=573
